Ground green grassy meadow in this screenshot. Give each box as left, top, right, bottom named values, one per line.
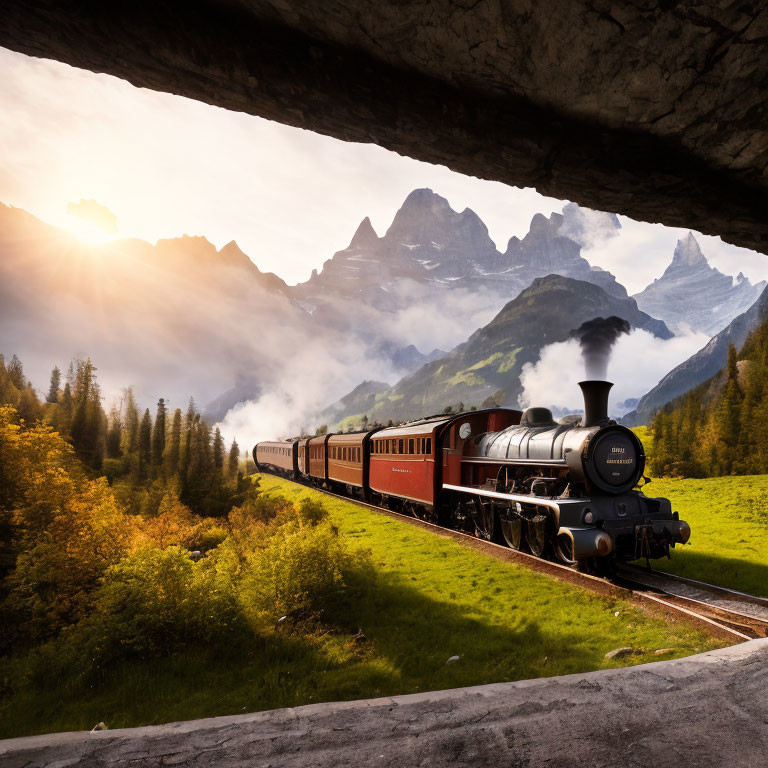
left=0, top=474, right=728, bottom=739
left=641, top=474, right=768, bottom=596
left=632, top=426, right=768, bottom=596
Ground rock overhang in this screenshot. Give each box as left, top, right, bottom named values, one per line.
left=1, top=1, right=767, bottom=253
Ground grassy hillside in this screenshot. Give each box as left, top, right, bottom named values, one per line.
left=0, top=467, right=728, bottom=739
left=254, top=475, right=722, bottom=669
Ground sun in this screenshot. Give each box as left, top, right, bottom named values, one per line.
left=64, top=216, right=117, bottom=245
left=64, top=198, right=119, bottom=245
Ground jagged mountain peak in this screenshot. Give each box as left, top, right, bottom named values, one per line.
left=385, top=187, right=489, bottom=241
left=528, top=211, right=563, bottom=234
left=218, top=239, right=252, bottom=266
left=349, top=216, right=379, bottom=249
left=670, top=232, right=708, bottom=270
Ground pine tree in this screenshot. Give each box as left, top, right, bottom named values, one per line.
left=122, top=387, right=140, bottom=454
left=61, top=382, right=73, bottom=418
left=138, top=408, right=152, bottom=474
left=166, top=408, right=182, bottom=475
left=716, top=344, right=743, bottom=474
left=17, top=384, right=43, bottom=424
left=46, top=367, right=61, bottom=404
left=228, top=439, right=240, bottom=479
left=0, top=355, right=20, bottom=406
left=212, top=427, right=224, bottom=470
left=69, top=359, right=105, bottom=469
left=106, top=405, right=123, bottom=459
left=7, top=354, right=25, bottom=390
left=179, top=398, right=197, bottom=491
left=152, top=398, right=167, bottom=466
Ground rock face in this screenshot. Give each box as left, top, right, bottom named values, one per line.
left=505, top=211, right=626, bottom=299
left=2, top=2, right=767, bottom=254
left=623, top=285, right=768, bottom=426
left=633, top=234, right=766, bottom=336
left=326, top=275, right=671, bottom=427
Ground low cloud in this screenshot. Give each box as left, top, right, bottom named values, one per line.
left=559, top=202, right=620, bottom=250
left=518, top=328, right=710, bottom=416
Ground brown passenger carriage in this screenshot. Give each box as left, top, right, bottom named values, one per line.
left=326, top=429, right=381, bottom=498
left=253, top=440, right=299, bottom=478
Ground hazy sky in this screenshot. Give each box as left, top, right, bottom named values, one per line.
left=1, top=46, right=767, bottom=292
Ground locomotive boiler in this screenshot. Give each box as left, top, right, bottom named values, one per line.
left=254, top=379, right=690, bottom=568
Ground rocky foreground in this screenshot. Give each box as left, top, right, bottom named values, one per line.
left=2, top=639, right=766, bottom=768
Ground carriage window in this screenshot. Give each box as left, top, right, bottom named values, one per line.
left=425, top=438, right=431, bottom=454
left=408, top=438, right=414, bottom=454
left=397, top=439, right=403, bottom=453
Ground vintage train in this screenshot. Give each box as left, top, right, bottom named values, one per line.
left=253, top=380, right=690, bottom=567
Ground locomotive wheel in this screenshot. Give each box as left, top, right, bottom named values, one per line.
left=526, top=514, right=550, bottom=558
left=500, top=515, right=524, bottom=551
left=473, top=499, right=496, bottom=541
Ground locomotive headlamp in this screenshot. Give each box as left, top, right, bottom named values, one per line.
left=679, top=520, right=691, bottom=544
left=583, top=509, right=594, bottom=524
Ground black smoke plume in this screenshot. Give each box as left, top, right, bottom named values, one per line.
left=570, top=316, right=631, bottom=380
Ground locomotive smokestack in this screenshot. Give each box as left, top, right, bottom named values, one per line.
left=579, top=380, right=613, bottom=427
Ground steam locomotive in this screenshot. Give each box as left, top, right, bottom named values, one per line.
left=253, top=380, right=690, bottom=566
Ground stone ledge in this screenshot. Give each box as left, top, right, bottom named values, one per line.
left=2, top=639, right=767, bottom=767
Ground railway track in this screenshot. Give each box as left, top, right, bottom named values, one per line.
left=614, top=564, right=768, bottom=640
left=269, top=474, right=768, bottom=643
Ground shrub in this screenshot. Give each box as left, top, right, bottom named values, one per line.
left=80, top=545, right=244, bottom=663
left=239, top=519, right=374, bottom=628
left=5, top=476, right=136, bottom=641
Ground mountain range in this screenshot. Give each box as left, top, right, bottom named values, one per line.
left=294, top=189, right=627, bottom=310
left=3, top=187, right=767, bottom=440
